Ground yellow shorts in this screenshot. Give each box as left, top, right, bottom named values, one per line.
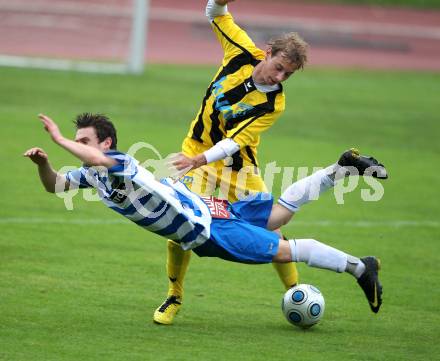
left=181, top=137, right=267, bottom=202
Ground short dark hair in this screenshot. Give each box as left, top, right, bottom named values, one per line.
left=74, top=113, right=117, bottom=150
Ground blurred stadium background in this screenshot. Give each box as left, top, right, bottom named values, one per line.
left=1, top=1, right=439, bottom=361
left=1, top=0, right=440, bottom=71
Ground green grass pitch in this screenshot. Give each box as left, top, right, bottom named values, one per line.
left=1, top=65, right=439, bottom=361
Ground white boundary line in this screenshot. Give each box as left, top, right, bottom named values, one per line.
left=0, top=2, right=132, bottom=17
left=0, top=217, right=438, bottom=227
left=0, top=55, right=128, bottom=73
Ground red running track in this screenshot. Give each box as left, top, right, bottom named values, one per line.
left=1, top=0, right=439, bottom=71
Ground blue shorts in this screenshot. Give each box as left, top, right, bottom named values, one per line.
left=192, top=193, right=280, bottom=264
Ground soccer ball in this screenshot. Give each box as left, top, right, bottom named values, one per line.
left=282, top=284, right=325, bottom=329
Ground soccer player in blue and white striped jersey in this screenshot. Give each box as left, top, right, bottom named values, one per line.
left=25, top=113, right=212, bottom=251
left=25, top=113, right=386, bottom=316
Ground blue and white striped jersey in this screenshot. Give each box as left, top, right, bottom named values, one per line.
left=65, top=151, right=212, bottom=250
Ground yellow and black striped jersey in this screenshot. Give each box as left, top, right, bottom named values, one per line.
left=187, top=12, right=285, bottom=171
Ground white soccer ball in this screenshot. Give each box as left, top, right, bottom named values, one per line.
left=282, top=284, right=325, bottom=329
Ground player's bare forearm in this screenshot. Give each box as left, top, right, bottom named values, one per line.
left=57, top=137, right=116, bottom=168
left=37, top=162, right=62, bottom=193
left=38, top=114, right=117, bottom=168
left=191, top=154, right=208, bottom=169
left=173, top=153, right=207, bottom=171
left=24, top=147, right=61, bottom=193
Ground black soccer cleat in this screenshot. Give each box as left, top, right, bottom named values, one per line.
left=338, top=148, right=388, bottom=179
left=357, top=256, right=382, bottom=313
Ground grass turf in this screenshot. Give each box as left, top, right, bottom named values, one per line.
left=1, top=65, right=439, bottom=361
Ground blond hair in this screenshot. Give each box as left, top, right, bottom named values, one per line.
left=268, top=32, right=308, bottom=70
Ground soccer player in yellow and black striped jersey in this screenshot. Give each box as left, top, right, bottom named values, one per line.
left=153, top=0, right=309, bottom=324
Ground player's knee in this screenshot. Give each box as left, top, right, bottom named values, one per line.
left=273, top=240, right=292, bottom=263
left=267, top=205, right=294, bottom=230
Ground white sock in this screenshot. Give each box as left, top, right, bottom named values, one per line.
left=278, top=166, right=336, bottom=212
left=288, top=238, right=348, bottom=273
left=346, top=255, right=366, bottom=279
left=288, top=239, right=366, bottom=278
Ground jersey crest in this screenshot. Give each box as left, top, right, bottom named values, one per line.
left=200, top=196, right=232, bottom=219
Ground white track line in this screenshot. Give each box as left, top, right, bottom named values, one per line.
left=0, top=217, right=438, bottom=227
left=0, top=55, right=128, bottom=73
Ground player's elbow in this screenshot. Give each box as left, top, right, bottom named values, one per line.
left=272, top=241, right=292, bottom=263
left=43, top=184, right=56, bottom=193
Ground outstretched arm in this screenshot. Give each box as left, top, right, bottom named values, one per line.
left=206, top=0, right=234, bottom=21
left=24, top=114, right=119, bottom=192
left=207, top=0, right=261, bottom=65
left=171, top=138, right=240, bottom=176
left=37, top=114, right=117, bottom=168
left=23, top=147, right=66, bottom=193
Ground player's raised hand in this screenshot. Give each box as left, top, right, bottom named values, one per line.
left=38, top=114, right=64, bottom=144
left=171, top=153, right=194, bottom=171
left=165, top=153, right=194, bottom=179
left=171, top=153, right=207, bottom=171
left=165, top=152, right=207, bottom=182
left=23, top=147, right=49, bottom=166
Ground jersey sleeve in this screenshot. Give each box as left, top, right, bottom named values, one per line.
left=65, top=152, right=138, bottom=189
left=211, top=13, right=264, bottom=65
left=65, top=168, right=93, bottom=189
left=105, top=151, right=138, bottom=179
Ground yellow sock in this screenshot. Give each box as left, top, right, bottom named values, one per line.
left=166, top=240, right=191, bottom=300
left=273, top=262, right=299, bottom=290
